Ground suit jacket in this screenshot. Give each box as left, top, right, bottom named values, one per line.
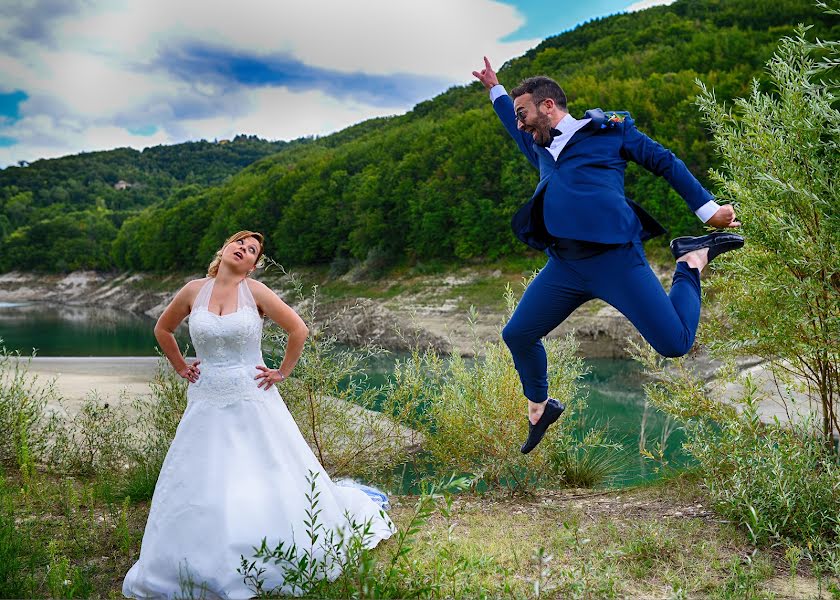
left=493, top=93, right=714, bottom=250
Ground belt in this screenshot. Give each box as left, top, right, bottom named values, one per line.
left=547, top=238, right=624, bottom=260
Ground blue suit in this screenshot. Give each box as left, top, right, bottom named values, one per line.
left=494, top=93, right=708, bottom=403
left=493, top=94, right=714, bottom=248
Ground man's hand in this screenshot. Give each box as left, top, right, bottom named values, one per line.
left=472, top=56, right=499, bottom=90
left=707, top=204, right=741, bottom=228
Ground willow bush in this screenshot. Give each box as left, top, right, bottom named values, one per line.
left=634, top=10, right=840, bottom=565
left=407, top=298, right=587, bottom=492
left=696, top=16, right=840, bottom=443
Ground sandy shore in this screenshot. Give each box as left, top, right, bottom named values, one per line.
left=7, top=356, right=162, bottom=415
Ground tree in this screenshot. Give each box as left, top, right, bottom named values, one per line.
left=696, top=13, right=840, bottom=443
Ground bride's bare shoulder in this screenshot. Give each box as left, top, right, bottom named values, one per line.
left=175, top=277, right=211, bottom=300
left=245, top=279, right=285, bottom=308
left=245, top=278, right=268, bottom=292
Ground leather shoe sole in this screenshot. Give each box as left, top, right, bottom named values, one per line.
left=521, top=398, right=565, bottom=454
left=669, top=232, right=744, bottom=263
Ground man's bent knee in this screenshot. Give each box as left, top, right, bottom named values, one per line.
left=502, top=322, right=532, bottom=350
left=654, top=338, right=693, bottom=358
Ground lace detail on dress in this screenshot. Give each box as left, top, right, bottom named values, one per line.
left=188, top=363, right=270, bottom=408
left=187, top=278, right=266, bottom=408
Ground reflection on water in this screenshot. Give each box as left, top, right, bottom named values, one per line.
left=0, top=302, right=188, bottom=356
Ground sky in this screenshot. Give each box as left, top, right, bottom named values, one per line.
left=0, top=0, right=675, bottom=168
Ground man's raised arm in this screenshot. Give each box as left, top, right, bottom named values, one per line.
left=473, top=56, right=539, bottom=168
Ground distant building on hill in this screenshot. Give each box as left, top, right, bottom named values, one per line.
left=113, top=180, right=133, bottom=190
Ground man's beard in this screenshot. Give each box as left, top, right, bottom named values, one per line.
left=530, top=112, right=553, bottom=147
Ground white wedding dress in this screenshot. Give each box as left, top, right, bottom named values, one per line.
left=123, top=278, right=394, bottom=599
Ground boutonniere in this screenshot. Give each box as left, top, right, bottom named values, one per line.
left=601, top=112, right=626, bottom=129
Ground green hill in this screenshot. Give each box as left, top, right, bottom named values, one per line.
left=0, top=135, right=314, bottom=271
left=2, top=0, right=837, bottom=273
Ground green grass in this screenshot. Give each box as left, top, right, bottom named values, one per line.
left=381, top=483, right=789, bottom=599
left=3, top=469, right=833, bottom=599
left=450, top=277, right=517, bottom=312
left=0, top=472, right=146, bottom=598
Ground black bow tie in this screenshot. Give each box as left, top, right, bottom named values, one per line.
left=538, top=127, right=562, bottom=148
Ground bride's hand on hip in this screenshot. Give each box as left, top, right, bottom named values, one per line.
left=255, top=365, right=286, bottom=390
left=177, top=360, right=201, bottom=383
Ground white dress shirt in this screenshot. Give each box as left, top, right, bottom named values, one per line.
left=489, top=84, right=720, bottom=223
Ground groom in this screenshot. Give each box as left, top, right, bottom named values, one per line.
left=472, top=57, right=743, bottom=454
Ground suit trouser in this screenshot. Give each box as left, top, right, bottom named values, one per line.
left=502, top=240, right=701, bottom=403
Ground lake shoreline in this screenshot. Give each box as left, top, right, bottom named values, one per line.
left=9, top=356, right=159, bottom=418
left=2, top=270, right=819, bottom=430
left=0, top=268, right=655, bottom=358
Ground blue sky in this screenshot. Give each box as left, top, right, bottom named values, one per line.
left=498, top=0, right=659, bottom=40
left=0, top=0, right=672, bottom=167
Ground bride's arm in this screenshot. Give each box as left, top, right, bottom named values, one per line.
left=248, top=280, right=309, bottom=388
left=155, top=280, right=203, bottom=382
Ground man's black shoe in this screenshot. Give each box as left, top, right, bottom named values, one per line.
left=521, top=398, right=565, bottom=454
left=669, top=232, right=744, bottom=263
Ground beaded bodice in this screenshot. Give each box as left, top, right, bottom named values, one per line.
left=187, top=278, right=265, bottom=406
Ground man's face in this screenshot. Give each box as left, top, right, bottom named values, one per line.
left=513, top=93, right=552, bottom=146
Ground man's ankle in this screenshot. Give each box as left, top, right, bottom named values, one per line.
left=528, top=400, right=547, bottom=424
left=677, top=247, right=709, bottom=271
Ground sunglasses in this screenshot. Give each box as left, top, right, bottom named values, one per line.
left=514, top=98, right=549, bottom=124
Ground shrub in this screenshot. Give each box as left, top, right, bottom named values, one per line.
left=0, top=344, right=56, bottom=469
left=264, top=265, right=425, bottom=485
left=695, top=19, right=840, bottom=443
left=552, top=428, right=628, bottom=489
left=390, top=286, right=590, bottom=493
left=634, top=345, right=840, bottom=566
left=48, top=393, right=136, bottom=476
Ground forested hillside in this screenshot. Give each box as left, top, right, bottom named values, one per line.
left=0, top=135, right=307, bottom=271
left=2, top=0, right=836, bottom=273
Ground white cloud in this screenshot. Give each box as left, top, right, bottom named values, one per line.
left=175, top=86, right=406, bottom=143
left=0, top=115, right=170, bottom=166
left=56, top=0, right=537, bottom=79
left=625, top=0, right=676, bottom=12
left=0, top=0, right=541, bottom=166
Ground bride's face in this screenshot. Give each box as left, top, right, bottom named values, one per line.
left=221, top=236, right=261, bottom=273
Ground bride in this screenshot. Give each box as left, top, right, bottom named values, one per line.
left=123, top=230, right=394, bottom=599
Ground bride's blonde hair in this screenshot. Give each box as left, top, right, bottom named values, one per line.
left=207, top=230, right=265, bottom=277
